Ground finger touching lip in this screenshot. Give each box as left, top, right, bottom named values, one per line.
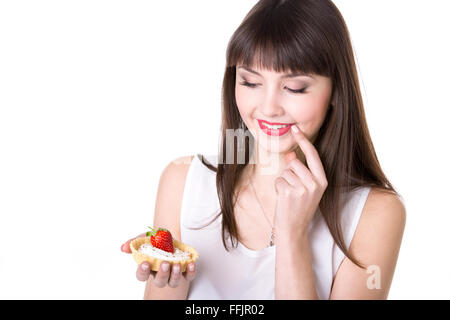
left=290, top=124, right=327, bottom=182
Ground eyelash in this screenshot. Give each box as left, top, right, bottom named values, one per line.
left=239, top=80, right=307, bottom=94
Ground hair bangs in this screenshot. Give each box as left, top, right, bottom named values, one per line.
left=227, top=5, right=333, bottom=78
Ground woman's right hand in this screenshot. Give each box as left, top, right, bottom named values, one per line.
left=121, top=233, right=197, bottom=288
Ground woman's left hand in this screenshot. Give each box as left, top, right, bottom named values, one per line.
left=274, top=124, right=328, bottom=239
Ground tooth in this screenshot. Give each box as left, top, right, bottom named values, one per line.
left=265, top=123, right=288, bottom=129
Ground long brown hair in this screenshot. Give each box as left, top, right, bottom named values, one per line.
left=197, top=0, right=399, bottom=269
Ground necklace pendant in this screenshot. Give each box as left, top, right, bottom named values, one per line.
left=268, top=228, right=275, bottom=247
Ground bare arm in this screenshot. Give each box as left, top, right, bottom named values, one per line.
left=143, top=155, right=195, bottom=300
left=329, top=189, right=407, bottom=299
left=121, top=155, right=196, bottom=299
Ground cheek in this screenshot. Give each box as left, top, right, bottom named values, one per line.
left=235, top=86, right=254, bottom=116
left=289, top=95, right=329, bottom=131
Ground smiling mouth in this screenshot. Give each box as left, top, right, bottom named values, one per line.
left=257, top=119, right=294, bottom=136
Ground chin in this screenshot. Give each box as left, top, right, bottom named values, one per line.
left=255, top=139, right=295, bottom=154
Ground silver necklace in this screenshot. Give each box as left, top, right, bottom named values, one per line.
left=248, top=176, right=276, bottom=247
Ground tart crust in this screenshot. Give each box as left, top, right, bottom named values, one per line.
left=130, top=237, right=199, bottom=272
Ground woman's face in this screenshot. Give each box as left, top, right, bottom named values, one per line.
left=235, top=64, right=333, bottom=154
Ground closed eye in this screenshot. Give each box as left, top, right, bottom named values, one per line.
left=239, top=80, right=307, bottom=94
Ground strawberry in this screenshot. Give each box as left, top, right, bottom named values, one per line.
left=146, top=226, right=174, bottom=253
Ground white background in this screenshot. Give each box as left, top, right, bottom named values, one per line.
left=0, top=0, right=449, bottom=299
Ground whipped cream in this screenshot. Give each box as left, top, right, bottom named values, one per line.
left=138, top=243, right=191, bottom=261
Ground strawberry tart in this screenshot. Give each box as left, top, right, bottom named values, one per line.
left=130, top=226, right=199, bottom=272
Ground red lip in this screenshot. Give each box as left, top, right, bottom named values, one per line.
left=257, top=119, right=293, bottom=137
left=258, top=119, right=294, bottom=126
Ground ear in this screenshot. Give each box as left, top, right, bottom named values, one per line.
left=328, top=81, right=338, bottom=108
left=330, top=90, right=338, bottom=108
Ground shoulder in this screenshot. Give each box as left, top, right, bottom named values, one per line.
left=349, top=188, right=406, bottom=265
left=158, top=155, right=196, bottom=199
left=160, top=155, right=195, bottom=183
left=153, top=155, right=195, bottom=238
left=329, top=188, right=407, bottom=299
left=350, top=187, right=406, bottom=256
left=167, top=154, right=196, bottom=169
left=160, top=154, right=196, bottom=200
left=359, top=188, right=407, bottom=236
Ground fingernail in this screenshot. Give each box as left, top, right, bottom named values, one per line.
left=173, top=265, right=180, bottom=274
left=291, top=125, right=299, bottom=134
left=141, top=263, right=149, bottom=271
left=161, top=263, right=169, bottom=272
left=121, top=243, right=126, bottom=251
left=189, top=264, right=195, bottom=272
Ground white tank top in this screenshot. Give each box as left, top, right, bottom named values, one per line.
left=180, top=154, right=371, bottom=300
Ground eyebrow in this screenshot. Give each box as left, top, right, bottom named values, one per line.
left=237, top=66, right=314, bottom=79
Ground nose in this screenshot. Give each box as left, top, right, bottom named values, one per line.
left=260, top=85, right=284, bottom=117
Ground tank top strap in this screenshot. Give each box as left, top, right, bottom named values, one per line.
left=332, top=186, right=372, bottom=275
left=341, top=186, right=372, bottom=248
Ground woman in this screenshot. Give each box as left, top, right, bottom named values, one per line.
left=121, top=0, right=406, bottom=299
